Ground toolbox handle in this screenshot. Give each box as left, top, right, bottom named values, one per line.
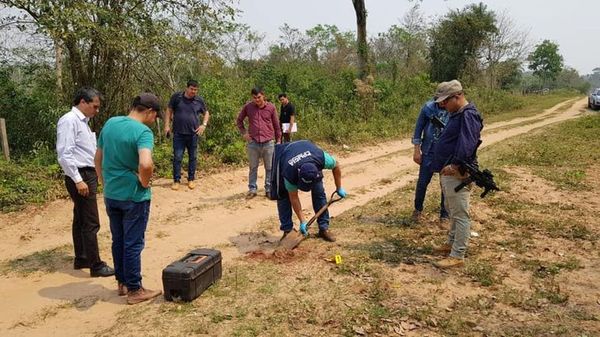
left=182, top=254, right=208, bottom=264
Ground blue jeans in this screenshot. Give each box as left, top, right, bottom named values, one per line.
left=441, top=175, right=471, bottom=258
left=414, top=154, right=448, bottom=218
left=277, top=180, right=329, bottom=232
left=173, top=133, right=198, bottom=182
left=247, top=140, right=274, bottom=192
left=104, top=198, right=150, bottom=291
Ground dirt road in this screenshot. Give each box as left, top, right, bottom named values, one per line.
left=0, top=97, right=588, bottom=337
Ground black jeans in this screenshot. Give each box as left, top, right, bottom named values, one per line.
left=65, top=168, right=103, bottom=270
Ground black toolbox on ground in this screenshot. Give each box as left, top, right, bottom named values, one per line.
left=162, top=248, right=222, bottom=302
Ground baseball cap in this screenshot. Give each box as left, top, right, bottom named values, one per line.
left=297, top=163, right=323, bottom=192
left=434, top=80, right=463, bottom=103
left=133, top=93, right=162, bottom=116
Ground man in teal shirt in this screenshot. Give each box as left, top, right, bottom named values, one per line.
left=95, top=93, right=162, bottom=305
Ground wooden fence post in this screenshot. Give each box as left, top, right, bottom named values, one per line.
left=0, top=118, right=9, bottom=161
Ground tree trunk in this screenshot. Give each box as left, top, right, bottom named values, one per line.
left=352, top=0, right=369, bottom=80
left=53, top=38, right=63, bottom=99
left=64, top=36, right=86, bottom=88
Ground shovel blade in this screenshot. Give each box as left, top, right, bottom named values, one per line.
left=277, top=229, right=305, bottom=250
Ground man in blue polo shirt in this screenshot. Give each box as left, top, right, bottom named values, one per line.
left=431, top=80, right=483, bottom=269
left=164, top=80, right=210, bottom=191
left=276, top=140, right=347, bottom=242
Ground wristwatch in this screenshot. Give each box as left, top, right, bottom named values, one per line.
left=202, top=122, right=207, bottom=127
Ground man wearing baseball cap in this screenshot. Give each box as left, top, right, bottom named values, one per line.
left=95, top=93, right=163, bottom=304
left=276, top=140, right=346, bottom=242
left=431, top=80, right=483, bottom=269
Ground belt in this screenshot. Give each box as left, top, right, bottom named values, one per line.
left=252, top=139, right=274, bottom=144
left=78, top=166, right=96, bottom=171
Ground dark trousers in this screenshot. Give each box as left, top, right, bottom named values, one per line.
left=277, top=180, right=329, bottom=232
left=173, top=133, right=198, bottom=182
left=282, top=133, right=292, bottom=143
left=414, top=154, right=448, bottom=218
left=105, top=198, right=150, bottom=292
left=64, top=168, right=102, bottom=270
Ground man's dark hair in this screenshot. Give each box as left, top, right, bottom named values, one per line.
left=187, top=79, right=199, bottom=88
left=251, top=87, right=264, bottom=96
left=73, top=87, right=101, bottom=106
left=277, top=93, right=287, bottom=99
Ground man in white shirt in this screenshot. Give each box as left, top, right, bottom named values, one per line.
left=56, top=87, right=114, bottom=277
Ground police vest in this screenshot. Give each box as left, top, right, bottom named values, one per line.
left=280, top=140, right=325, bottom=186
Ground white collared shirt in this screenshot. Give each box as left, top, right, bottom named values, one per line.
left=56, top=107, right=97, bottom=183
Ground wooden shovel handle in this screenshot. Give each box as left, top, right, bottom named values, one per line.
left=306, top=191, right=343, bottom=228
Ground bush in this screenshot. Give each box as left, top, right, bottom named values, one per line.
left=218, top=140, right=246, bottom=164
left=0, top=148, right=65, bottom=212
left=0, top=65, right=62, bottom=156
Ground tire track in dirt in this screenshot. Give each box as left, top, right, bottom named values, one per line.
left=0, top=97, right=588, bottom=337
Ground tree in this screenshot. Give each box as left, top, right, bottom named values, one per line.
left=305, top=24, right=355, bottom=74
left=352, top=0, right=369, bottom=80
left=0, top=0, right=235, bottom=128
left=554, top=67, right=590, bottom=93
left=216, top=23, right=265, bottom=66
left=480, top=11, right=530, bottom=89
left=371, top=5, right=428, bottom=83
left=269, top=23, right=310, bottom=63
left=430, top=2, right=497, bottom=82
left=584, top=67, right=600, bottom=89
left=528, top=40, right=564, bottom=85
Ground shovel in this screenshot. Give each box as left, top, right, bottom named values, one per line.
left=277, top=191, right=343, bottom=250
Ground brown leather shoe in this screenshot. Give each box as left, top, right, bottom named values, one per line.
left=438, top=218, right=450, bottom=231
left=412, top=210, right=423, bottom=224
left=127, top=287, right=162, bottom=305
left=118, top=283, right=128, bottom=296
left=432, top=243, right=452, bottom=256
left=434, top=257, right=464, bottom=269
left=188, top=181, right=196, bottom=190
left=318, top=229, right=336, bottom=242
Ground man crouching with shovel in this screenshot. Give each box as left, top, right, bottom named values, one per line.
left=276, top=140, right=346, bottom=246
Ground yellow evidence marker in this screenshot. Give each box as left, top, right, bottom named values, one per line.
left=335, top=254, right=343, bottom=265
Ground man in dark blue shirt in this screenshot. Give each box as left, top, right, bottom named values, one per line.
left=431, top=80, right=483, bottom=269
left=164, top=80, right=210, bottom=190
left=275, top=141, right=346, bottom=242
left=411, top=99, right=449, bottom=226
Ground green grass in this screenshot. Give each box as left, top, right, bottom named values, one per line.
left=0, top=245, right=71, bottom=276
left=481, top=114, right=600, bottom=191
left=0, top=148, right=66, bottom=212
left=519, top=257, right=582, bottom=278
left=464, top=259, right=501, bottom=286
left=474, top=89, right=581, bottom=124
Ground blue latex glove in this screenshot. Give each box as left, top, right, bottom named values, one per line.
left=336, top=187, right=347, bottom=198
left=299, top=222, right=308, bottom=236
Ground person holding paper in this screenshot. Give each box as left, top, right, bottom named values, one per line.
left=278, top=93, right=296, bottom=143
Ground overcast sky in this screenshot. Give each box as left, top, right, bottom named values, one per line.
left=236, top=0, right=599, bottom=75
